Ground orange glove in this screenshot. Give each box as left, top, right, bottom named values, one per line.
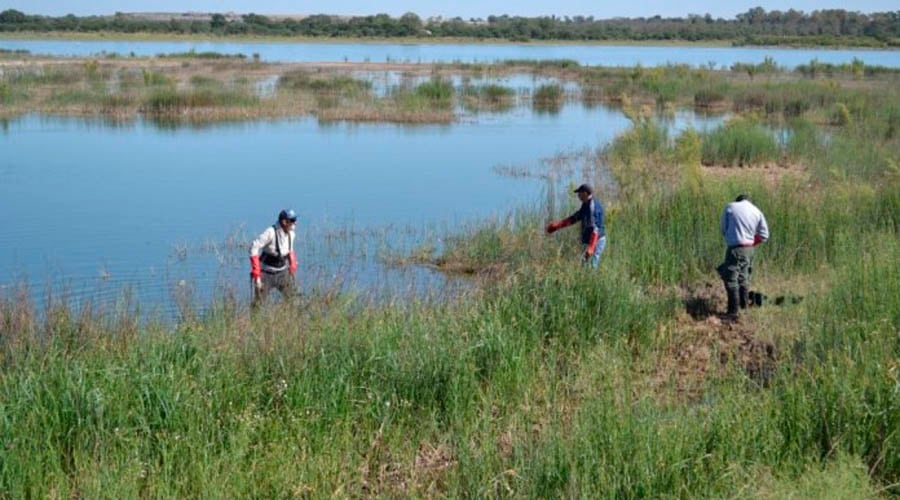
left=250, top=255, right=261, bottom=280
left=585, top=231, right=599, bottom=258
left=289, top=251, right=298, bottom=275
left=545, top=219, right=572, bottom=234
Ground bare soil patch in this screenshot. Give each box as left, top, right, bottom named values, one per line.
left=652, top=282, right=778, bottom=401
left=701, top=161, right=810, bottom=188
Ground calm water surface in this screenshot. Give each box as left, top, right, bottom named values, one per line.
left=2, top=38, right=899, bottom=68
left=2, top=102, right=727, bottom=313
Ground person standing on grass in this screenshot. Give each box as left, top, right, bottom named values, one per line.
left=545, top=183, right=607, bottom=268
left=717, top=194, right=769, bottom=321
left=249, top=209, right=299, bottom=307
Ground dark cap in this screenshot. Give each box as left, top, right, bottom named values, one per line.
left=278, top=209, right=298, bottom=222
left=573, top=184, right=593, bottom=195
left=735, top=194, right=749, bottom=202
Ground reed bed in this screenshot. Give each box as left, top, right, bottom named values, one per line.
left=1, top=58, right=898, bottom=497
left=3, top=54, right=899, bottom=126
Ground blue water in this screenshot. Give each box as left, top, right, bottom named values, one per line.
left=2, top=102, right=729, bottom=313
left=2, top=38, right=898, bottom=68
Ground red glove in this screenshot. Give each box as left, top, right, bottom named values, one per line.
left=753, top=234, right=765, bottom=246
left=250, top=255, right=261, bottom=280
left=289, top=251, right=298, bottom=275
left=545, top=219, right=572, bottom=234
left=585, top=231, right=599, bottom=257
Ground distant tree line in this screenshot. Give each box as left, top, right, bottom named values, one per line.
left=1, top=8, right=898, bottom=46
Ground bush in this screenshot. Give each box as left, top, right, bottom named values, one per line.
left=830, top=102, right=852, bottom=126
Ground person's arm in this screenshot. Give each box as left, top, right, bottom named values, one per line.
left=288, top=230, right=298, bottom=275
left=754, top=212, right=770, bottom=245
left=546, top=214, right=577, bottom=233
left=249, top=227, right=273, bottom=281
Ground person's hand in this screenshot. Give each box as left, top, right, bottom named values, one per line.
left=253, top=277, right=262, bottom=290
left=583, top=248, right=593, bottom=259
left=753, top=234, right=764, bottom=246
left=546, top=221, right=561, bottom=234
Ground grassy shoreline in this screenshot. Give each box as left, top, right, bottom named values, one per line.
left=1, top=55, right=898, bottom=495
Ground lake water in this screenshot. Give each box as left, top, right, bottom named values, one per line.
left=0, top=99, right=725, bottom=314
left=2, top=38, right=899, bottom=68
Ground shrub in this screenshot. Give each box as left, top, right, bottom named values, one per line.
left=830, top=102, right=852, bottom=126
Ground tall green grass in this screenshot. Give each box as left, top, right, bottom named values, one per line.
left=1, top=60, right=898, bottom=497
left=143, top=88, right=259, bottom=113
left=277, top=70, right=371, bottom=98
left=701, top=118, right=779, bottom=166
left=532, top=84, right=563, bottom=111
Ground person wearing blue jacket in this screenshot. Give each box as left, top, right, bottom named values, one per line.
left=545, top=184, right=607, bottom=268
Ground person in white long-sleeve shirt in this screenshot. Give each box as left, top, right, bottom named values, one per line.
left=249, top=209, right=298, bottom=307
left=717, top=194, right=769, bottom=320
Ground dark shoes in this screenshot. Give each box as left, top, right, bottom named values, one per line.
left=725, top=287, right=740, bottom=321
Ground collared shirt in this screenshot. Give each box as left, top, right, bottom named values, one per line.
left=721, top=200, right=769, bottom=247
left=565, top=196, right=606, bottom=244
left=250, top=225, right=295, bottom=272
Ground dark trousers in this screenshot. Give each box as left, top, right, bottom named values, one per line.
left=717, top=245, right=755, bottom=291
left=253, top=269, right=296, bottom=307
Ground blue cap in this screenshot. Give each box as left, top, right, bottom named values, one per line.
left=278, top=209, right=297, bottom=222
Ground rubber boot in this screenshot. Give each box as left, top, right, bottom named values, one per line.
left=739, top=286, right=750, bottom=309
left=725, top=287, right=740, bottom=321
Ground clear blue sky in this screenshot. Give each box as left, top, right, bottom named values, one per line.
left=1, top=1, right=896, bottom=19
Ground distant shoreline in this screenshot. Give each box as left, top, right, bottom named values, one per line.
left=4, top=31, right=896, bottom=51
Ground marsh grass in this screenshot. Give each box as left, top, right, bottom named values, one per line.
left=2, top=64, right=898, bottom=494
left=3, top=55, right=898, bottom=127
left=701, top=117, right=780, bottom=166
left=142, top=87, right=260, bottom=114
left=461, top=83, right=516, bottom=111
left=532, top=83, right=564, bottom=111
left=2, top=103, right=898, bottom=495
left=277, top=70, right=371, bottom=98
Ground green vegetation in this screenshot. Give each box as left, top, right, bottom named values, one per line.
left=1, top=58, right=899, bottom=496
left=277, top=70, right=371, bottom=97
left=1, top=8, right=899, bottom=46
left=3, top=53, right=900, bottom=127
left=700, top=118, right=780, bottom=166
left=413, top=77, right=454, bottom=108
left=533, top=83, right=564, bottom=111
left=461, top=83, right=516, bottom=111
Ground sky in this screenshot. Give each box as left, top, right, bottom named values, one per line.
left=1, top=1, right=896, bottom=20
